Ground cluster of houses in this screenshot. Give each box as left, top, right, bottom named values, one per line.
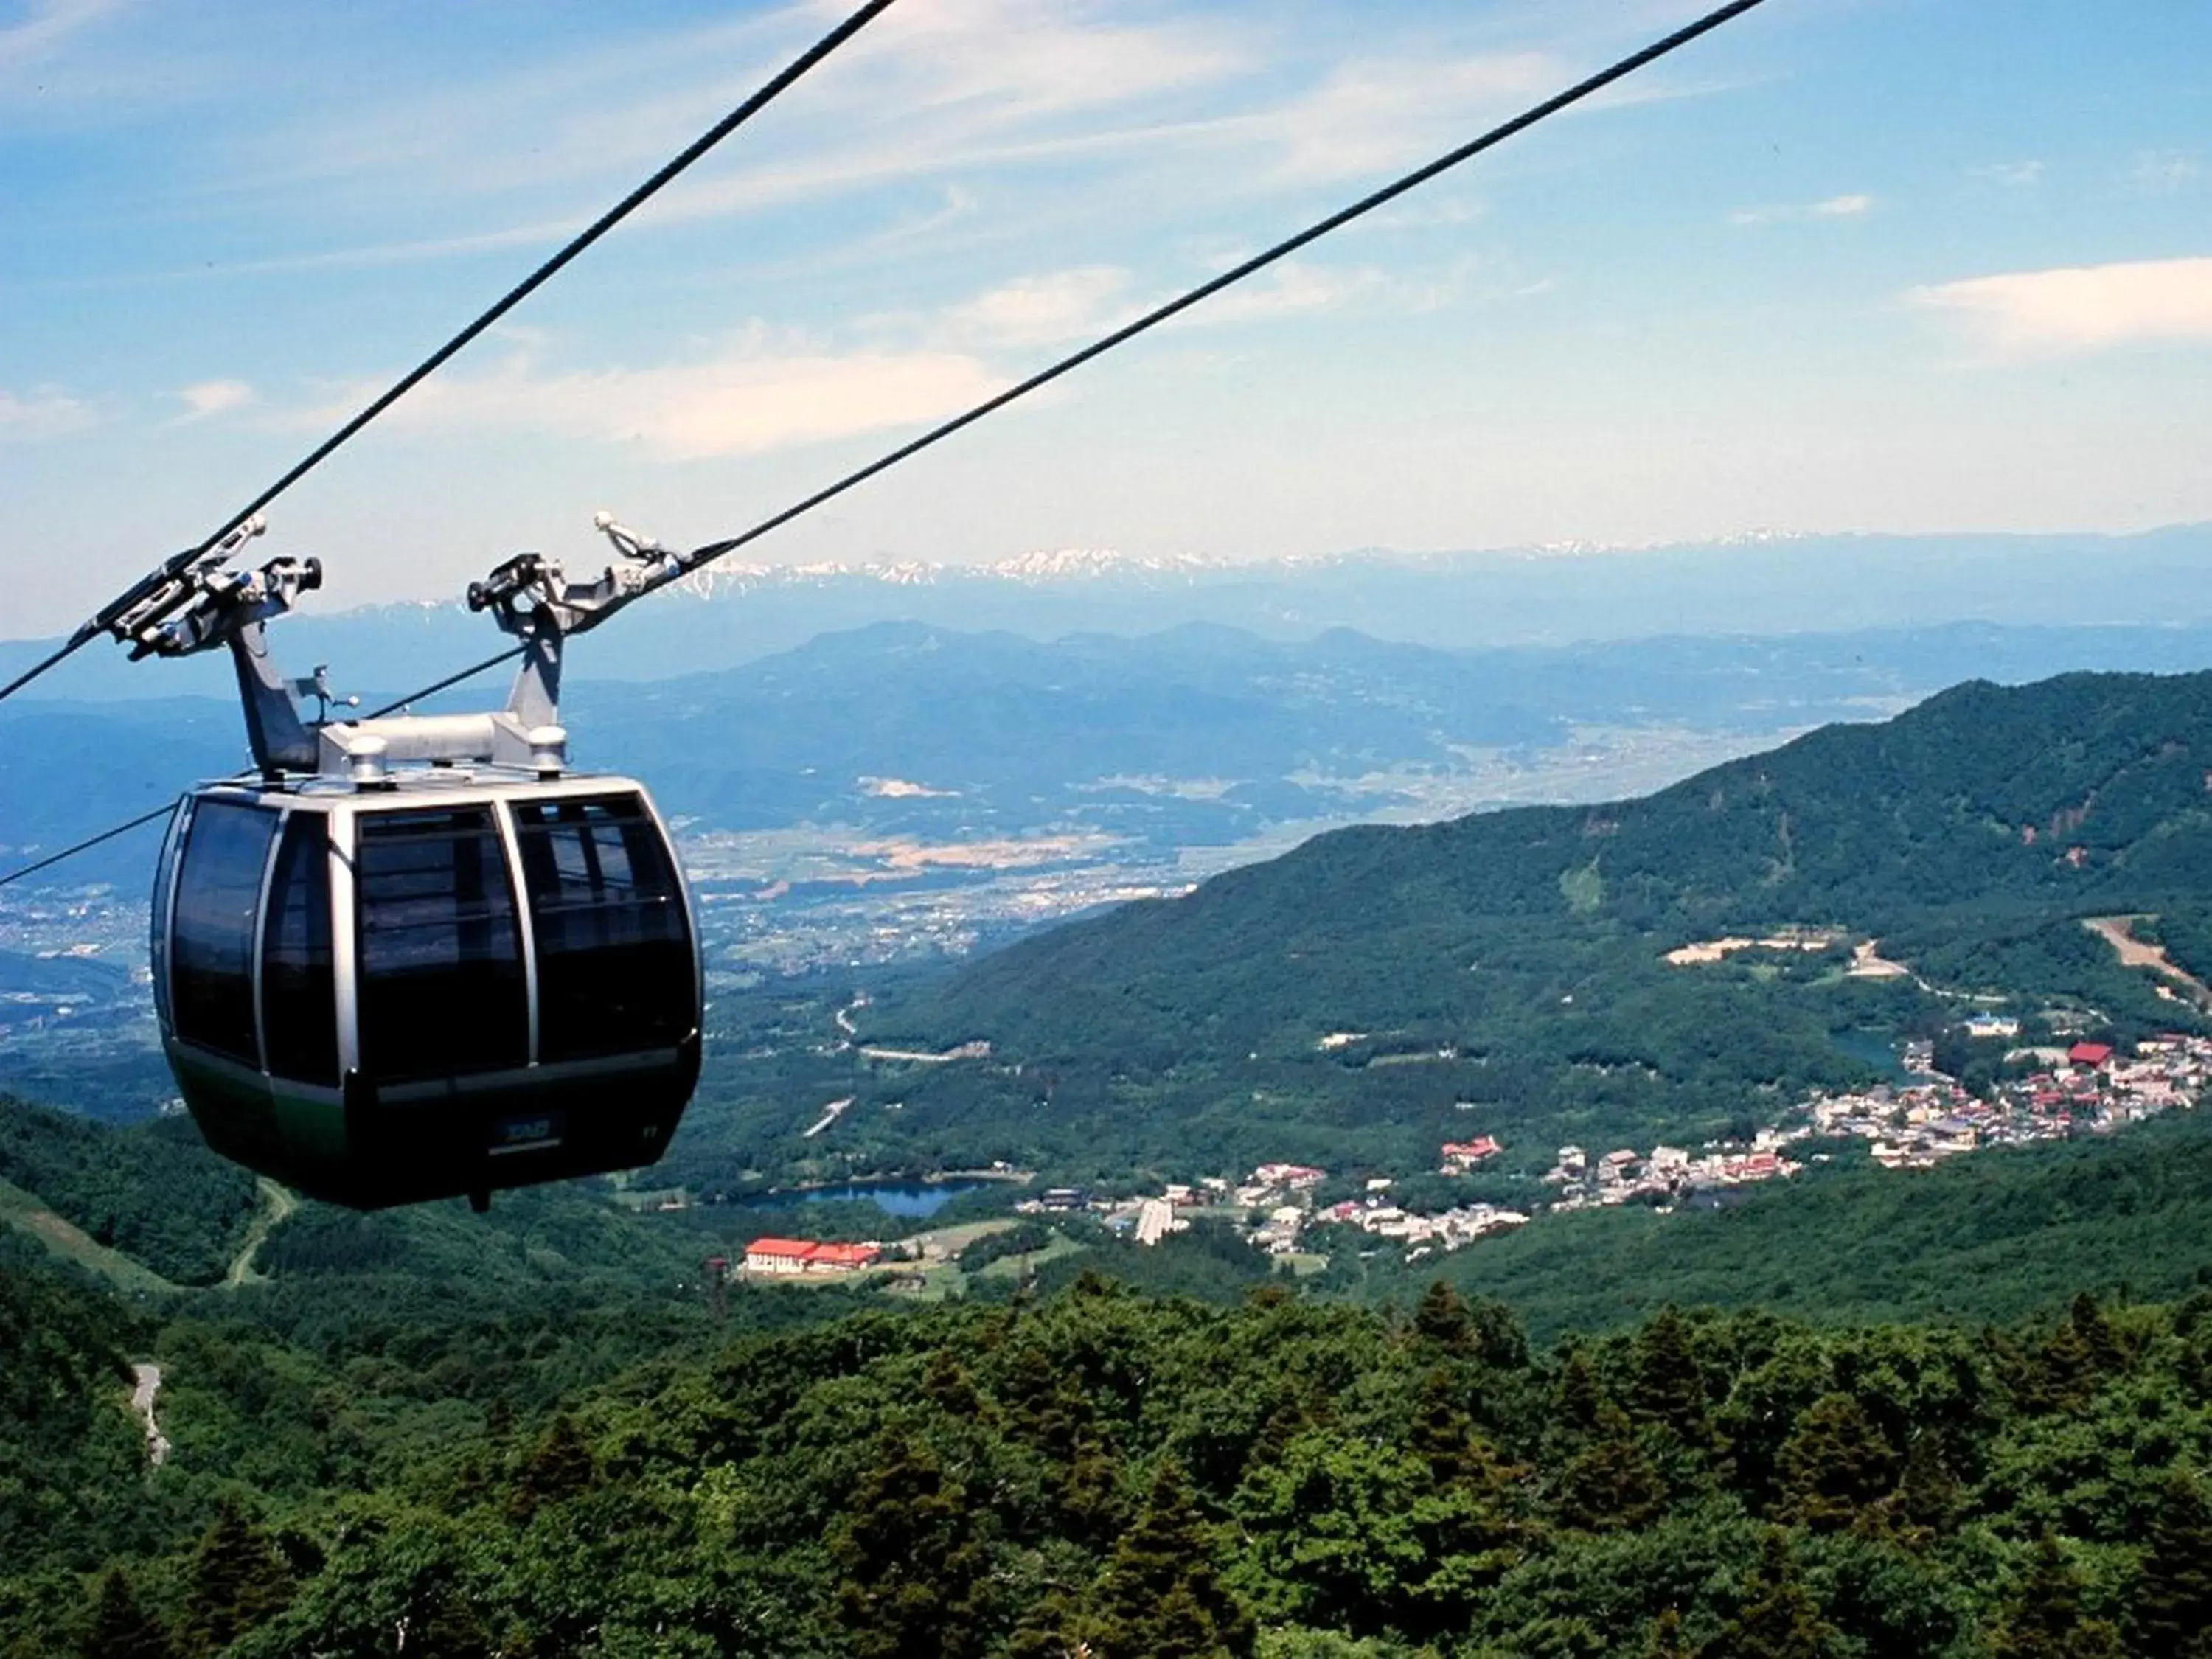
left=1090, top=1159, right=1533, bottom=1265
left=1307, top=1194, right=1530, bottom=1259
left=1542, top=1138, right=1799, bottom=1211
left=740, top=1034, right=2212, bottom=1284
left=1793, top=1034, right=2209, bottom=1168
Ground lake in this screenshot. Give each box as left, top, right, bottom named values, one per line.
left=1831, top=1028, right=1910, bottom=1083
left=732, top=1179, right=991, bottom=1219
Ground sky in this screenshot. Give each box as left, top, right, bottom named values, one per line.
left=2, top=0, right=2209, bottom=638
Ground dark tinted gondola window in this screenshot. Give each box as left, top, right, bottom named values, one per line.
left=171, top=799, right=278, bottom=1065
left=261, top=813, right=338, bottom=1085
left=356, top=807, right=526, bottom=1082
left=514, top=795, right=695, bottom=1062
left=149, top=802, right=185, bottom=1030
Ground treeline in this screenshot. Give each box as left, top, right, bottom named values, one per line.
left=566, top=675, right=2212, bottom=1198
left=0, top=1096, right=259, bottom=1286
left=828, top=672, right=2212, bottom=1187
left=0, top=1233, right=147, bottom=1571
left=15, top=1271, right=2212, bottom=1655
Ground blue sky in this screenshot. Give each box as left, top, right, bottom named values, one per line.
left=3, top=0, right=2209, bottom=636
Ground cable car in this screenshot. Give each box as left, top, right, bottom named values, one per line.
left=152, top=774, right=699, bottom=1210
left=120, top=516, right=704, bottom=1209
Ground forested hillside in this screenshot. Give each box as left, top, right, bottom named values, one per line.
left=928, top=669, right=2212, bottom=1029
left=10, top=1240, right=2212, bottom=1657
left=841, top=672, right=2212, bottom=1177
left=5, top=1081, right=2212, bottom=1652
left=0, top=1098, right=260, bottom=1285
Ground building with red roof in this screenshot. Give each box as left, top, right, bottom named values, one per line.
left=743, top=1237, right=883, bottom=1276
left=2068, top=1042, right=2114, bottom=1069
left=1441, top=1137, right=1503, bottom=1167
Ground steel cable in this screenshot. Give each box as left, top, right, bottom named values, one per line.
left=5, top=0, right=1772, bottom=881
left=368, top=0, right=1772, bottom=720
left=0, top=0, right=900, bottom=708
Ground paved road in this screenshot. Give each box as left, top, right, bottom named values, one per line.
left=129, top=1362, right=170, bottom=1468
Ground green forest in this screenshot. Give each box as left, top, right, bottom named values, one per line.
left=14, top=1212, right=2212, bottom=1658
left=664, top=671, right=2212, bottom=1190
left=5, top=1079, right=2212, bottom=1654
left=10, top=668, right=2212, bottom=1652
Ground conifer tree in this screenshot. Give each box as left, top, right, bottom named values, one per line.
left=2034, top=1317, right=2099, bottom=1413
left=78, top=1568, right=172, bottom=1659
left=1004, top=1586, right=1090, bottom=1659
left=1250, top=1394, right=1313, bottom=1471
left=1555, top=1347, right=1606, bottom=1436
left=1399, top=1365, right=1534, bottom=1636
left=1632, top=1308, right=1712, bottom=1445
left=176, top=1500, right=294, bottom=1658
left=1411, top=1366, right=1489, bottom=1481
left=1555, top=1402, right=1665, bottom=1532
left=923, top=1346, right=985, bottom=1418
left=1468, top=1295, right=1531, bottom=1371
left=1987, top=1534, right=2122, bottom=1659
left=1059, top=1423, right=1127, bottom=1545
left=2067, top=1292, right=2128, bottom=1378
left=1886, top=1430, right=1963, bottom=1540
left=507, top=1410, right=594, bottom=1520
left=1413, top=1281, right=1475, bottom=1353
left=1706, top=1530, right=1834, bottom=1659
left=832, top=1432, right=995, bottom=1659
left=1091, top=1462, right=1253, bottom=1659
left=1775, top=1392, right=1899, bottom=1531
left=1641, top=1606, right=1692, bottom=1658
left=1000, top=1339, right=1088, bottom=1463
left=2129, top=1474, right=2212, bottom=1659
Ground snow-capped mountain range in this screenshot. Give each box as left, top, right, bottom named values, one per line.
left=4, top=526, right=2208, bottom=704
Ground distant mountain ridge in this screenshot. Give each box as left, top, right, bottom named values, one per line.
left=835, top=669, right=2212, bottom=1179
left=7, top=524, right=2210, bottom=702
left=917, top=669, right=2212, bottom=1043
left=14, top=619, right=2212, bottom=890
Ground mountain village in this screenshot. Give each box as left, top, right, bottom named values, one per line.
left=974, top=1032, right=2212, bottom=1273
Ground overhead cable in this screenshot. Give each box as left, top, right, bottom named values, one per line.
left=0, top=803, right=178, bottom=891
left=10, top=0, right=1773, bottom=878
left=369, top=0, right=1773, bottom=717
left=0, top=0, right=900, bottom=709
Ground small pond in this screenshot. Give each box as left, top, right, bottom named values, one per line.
left=730, top=1180, right=992, bottom=1220
left=1830, top=1028, right=1910, bottom=1084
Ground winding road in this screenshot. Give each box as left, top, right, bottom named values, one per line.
left=225, top=1178, right=299, bottom=1287
left=129, top=1363, right=170, bottom=1468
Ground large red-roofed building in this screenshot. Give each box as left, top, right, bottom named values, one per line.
left=743, top=1237, right=883, bottom=1276
left=2068, top=1042, right=2114, bottom=1069
left=1441, top=1137, right=1503, bottom=1168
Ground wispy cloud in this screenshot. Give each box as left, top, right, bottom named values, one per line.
left=279, top=240, right=1460, bottom=462
left=293, top=329, right=1004, bottom=462
left=224, top=0, right=1250, bottom=206
left=172, top=378, right=254, bottom=420
left=1910, top=254, right=2212, bottom=359
left=55, top=1, right=1740, bottom=302
left=936, top=265, right=1138, bottom=349
left=1269, top=51, right=1562, bottom=183
left=2129, top=150, right=2200, bottom=192
left=1178, top=260, right=1391, bottom=327
left=0, top=0, right=124, bottom=73
left=1730, top=192, right=1874, bottom=226
left=0, top=384, right=95, bottom=439
left=1969, top=160, right=2042, bottom=188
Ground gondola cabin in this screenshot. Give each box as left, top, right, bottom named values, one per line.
left=151, top=767, right=701, bottom=1210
